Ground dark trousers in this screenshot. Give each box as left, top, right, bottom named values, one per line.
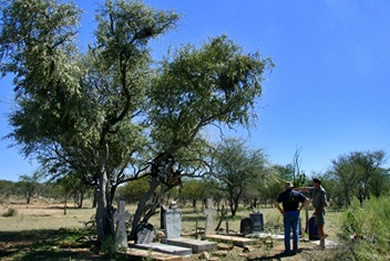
left=283, top=210, right=299, bottom=253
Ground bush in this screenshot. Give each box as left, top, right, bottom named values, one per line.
left=340, top=197, right=390, bottom=261
left=2, top=208, right=17, bottom=217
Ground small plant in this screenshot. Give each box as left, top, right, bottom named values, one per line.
left=101, top=235, right=116, bottom=256
left=2, top=208, right=17, bottom=217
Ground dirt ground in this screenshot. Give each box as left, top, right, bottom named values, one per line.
left=0, top=199, right=343, bottom=260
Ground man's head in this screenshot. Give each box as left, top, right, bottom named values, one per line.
left=284, top=181, right=294, bottom=190
left=312, top=178, right=321, bottom=189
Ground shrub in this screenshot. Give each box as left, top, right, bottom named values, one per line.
left=2, top=208, right=17, bottom=217
left=340, top=197, right=390, bottom=261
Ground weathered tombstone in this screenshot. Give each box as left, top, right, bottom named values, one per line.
left=240, top=218, right=253, bottom=235
left=136, top=223, right=156, bottom=244
left=113, top=200, right=131, bottom=250
left=163, top=202, right=182, bottom=239
left=250, top=212, right=264, bottom=232
left=204, top=198, right=216, bottom=236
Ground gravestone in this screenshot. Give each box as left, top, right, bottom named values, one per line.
left=204, top=198, right=216, bottom=236
left=114, top=200, right=131, bottom=250
left=136, top=223, right=155, bottom=244
left=164, top=203, right=182, bottom=239
left=162, top=202, right=216, bottom=253
left=240, top=218, right=253, bottom=235
left=250, top=212, right=264, bottom=232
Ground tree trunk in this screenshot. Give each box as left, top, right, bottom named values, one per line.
left=64, top=192, right=67, bottom=215
left=92, top=189, right=97, bottom=208
left=95, top=168, right=115, bottom=243
left=192, top=199, right=197, bottom=212
left=130, top=176, right=160, bottom=240
left=78, top=185, right=84, bottom=208
left=26, top=193, right=31, bottom=204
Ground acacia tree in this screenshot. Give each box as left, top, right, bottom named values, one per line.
left=0, top=0, right=178, bottom=241
left=0, top=0, right=272, bottom=241
left=214, top=138, right=267, bottom=216
left=19, top=170, right=42, bottom=204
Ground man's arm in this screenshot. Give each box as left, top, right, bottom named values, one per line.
left=299, top=198, right=310, bottom=211
left=294, top=187, right=311, bottom=193
left=274, top=201, right=284, bottom=215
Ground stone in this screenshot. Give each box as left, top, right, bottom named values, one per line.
left=238, top=253, right=249, bottom=258
left=126, top=248, right=186, bottom=261
left=240, top=218, right=253, bottom=235
left=213, top=250, right=228, bottom=257
left=249, top=213, right=264, bottom=232
left=205, top=235, right=257, bottom=247
left=207, top=258, right=220, bottom=261
left=204, top=198, right=217, bottom=236
left=164, top=204, right=182, bottom=239
left=113, top=200, right=131, bottom=250
left=199, top=251, right=210, bottom=259
left=136, top=223, right=155, bottom=244
left=162, top=237, right=217, bottom=253
left=216, top=243, right=234, bottom=251
left=133, top=242, right=192, bottom=256
left=242, top=245, right=253, bottom=253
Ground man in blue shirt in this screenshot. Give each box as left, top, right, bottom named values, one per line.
left=275, top=181, right=310, bottom=255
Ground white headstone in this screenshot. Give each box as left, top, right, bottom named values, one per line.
left=164, top=203, right=182, bottom=239
left=204, top=198, right=216, bottom=236
left=114, top=200, right=131, bottom=250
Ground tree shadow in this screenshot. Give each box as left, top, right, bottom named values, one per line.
left=0, top=228, right=98, bottom=260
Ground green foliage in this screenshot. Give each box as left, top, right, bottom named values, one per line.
left=329, top=150, right=389, bottom=207
left=2, top=208, right=17, bottom=217
left=118, top=177, right=150, bottom=203
left=214, top=138, right=268, bottom=215
left=340, top=197, right=390, bottom=261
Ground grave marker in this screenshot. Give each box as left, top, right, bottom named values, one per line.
left=114, top=200, right=131, bottom=250
left=204, top=198, right=216, bottom=236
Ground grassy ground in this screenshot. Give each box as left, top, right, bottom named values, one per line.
left=0, top=199, right=344, bottom=260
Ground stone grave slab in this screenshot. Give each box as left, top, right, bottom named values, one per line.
left=132, top=243, right=192, bottom=256
left=311, top=239, right=341, bottom=249
left=245, top=232, right=285, bottom=240
left=205, top=234, right=257, bottom=247
left=162, top=237, right=217, bottom=253
left=126, top=248, right=187, bottom=261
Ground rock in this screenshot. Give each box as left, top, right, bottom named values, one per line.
left=242, top=245, right=254, bottom=253
left=207, top=258, right=220, bottom=261
left=217, top=243, right=234, bottom=251
left=199, top=251, right=210, bottom=259
left=213, top=250, right=228, bottom=257
left=155, top=230, right=165, bottom=239
left=239, top=253, right=249, bottom=258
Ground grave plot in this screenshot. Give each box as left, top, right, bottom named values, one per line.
left=126, top=248, right=188, bottom=261
left=162, top=201, right=217, bottom=253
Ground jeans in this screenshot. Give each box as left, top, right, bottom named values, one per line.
left=283, top=210, right=299, bottom=253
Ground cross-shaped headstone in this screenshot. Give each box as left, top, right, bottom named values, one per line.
left=113, top=200, right=131, bottom=250
left=204, top=198, right=216, bottom=236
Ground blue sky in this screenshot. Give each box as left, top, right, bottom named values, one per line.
left=1, top=0, right=390, bottom=181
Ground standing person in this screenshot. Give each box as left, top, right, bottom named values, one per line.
left=295, top=178, right=328, bottom=248
left=275, top=182, right=310, bottom=255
